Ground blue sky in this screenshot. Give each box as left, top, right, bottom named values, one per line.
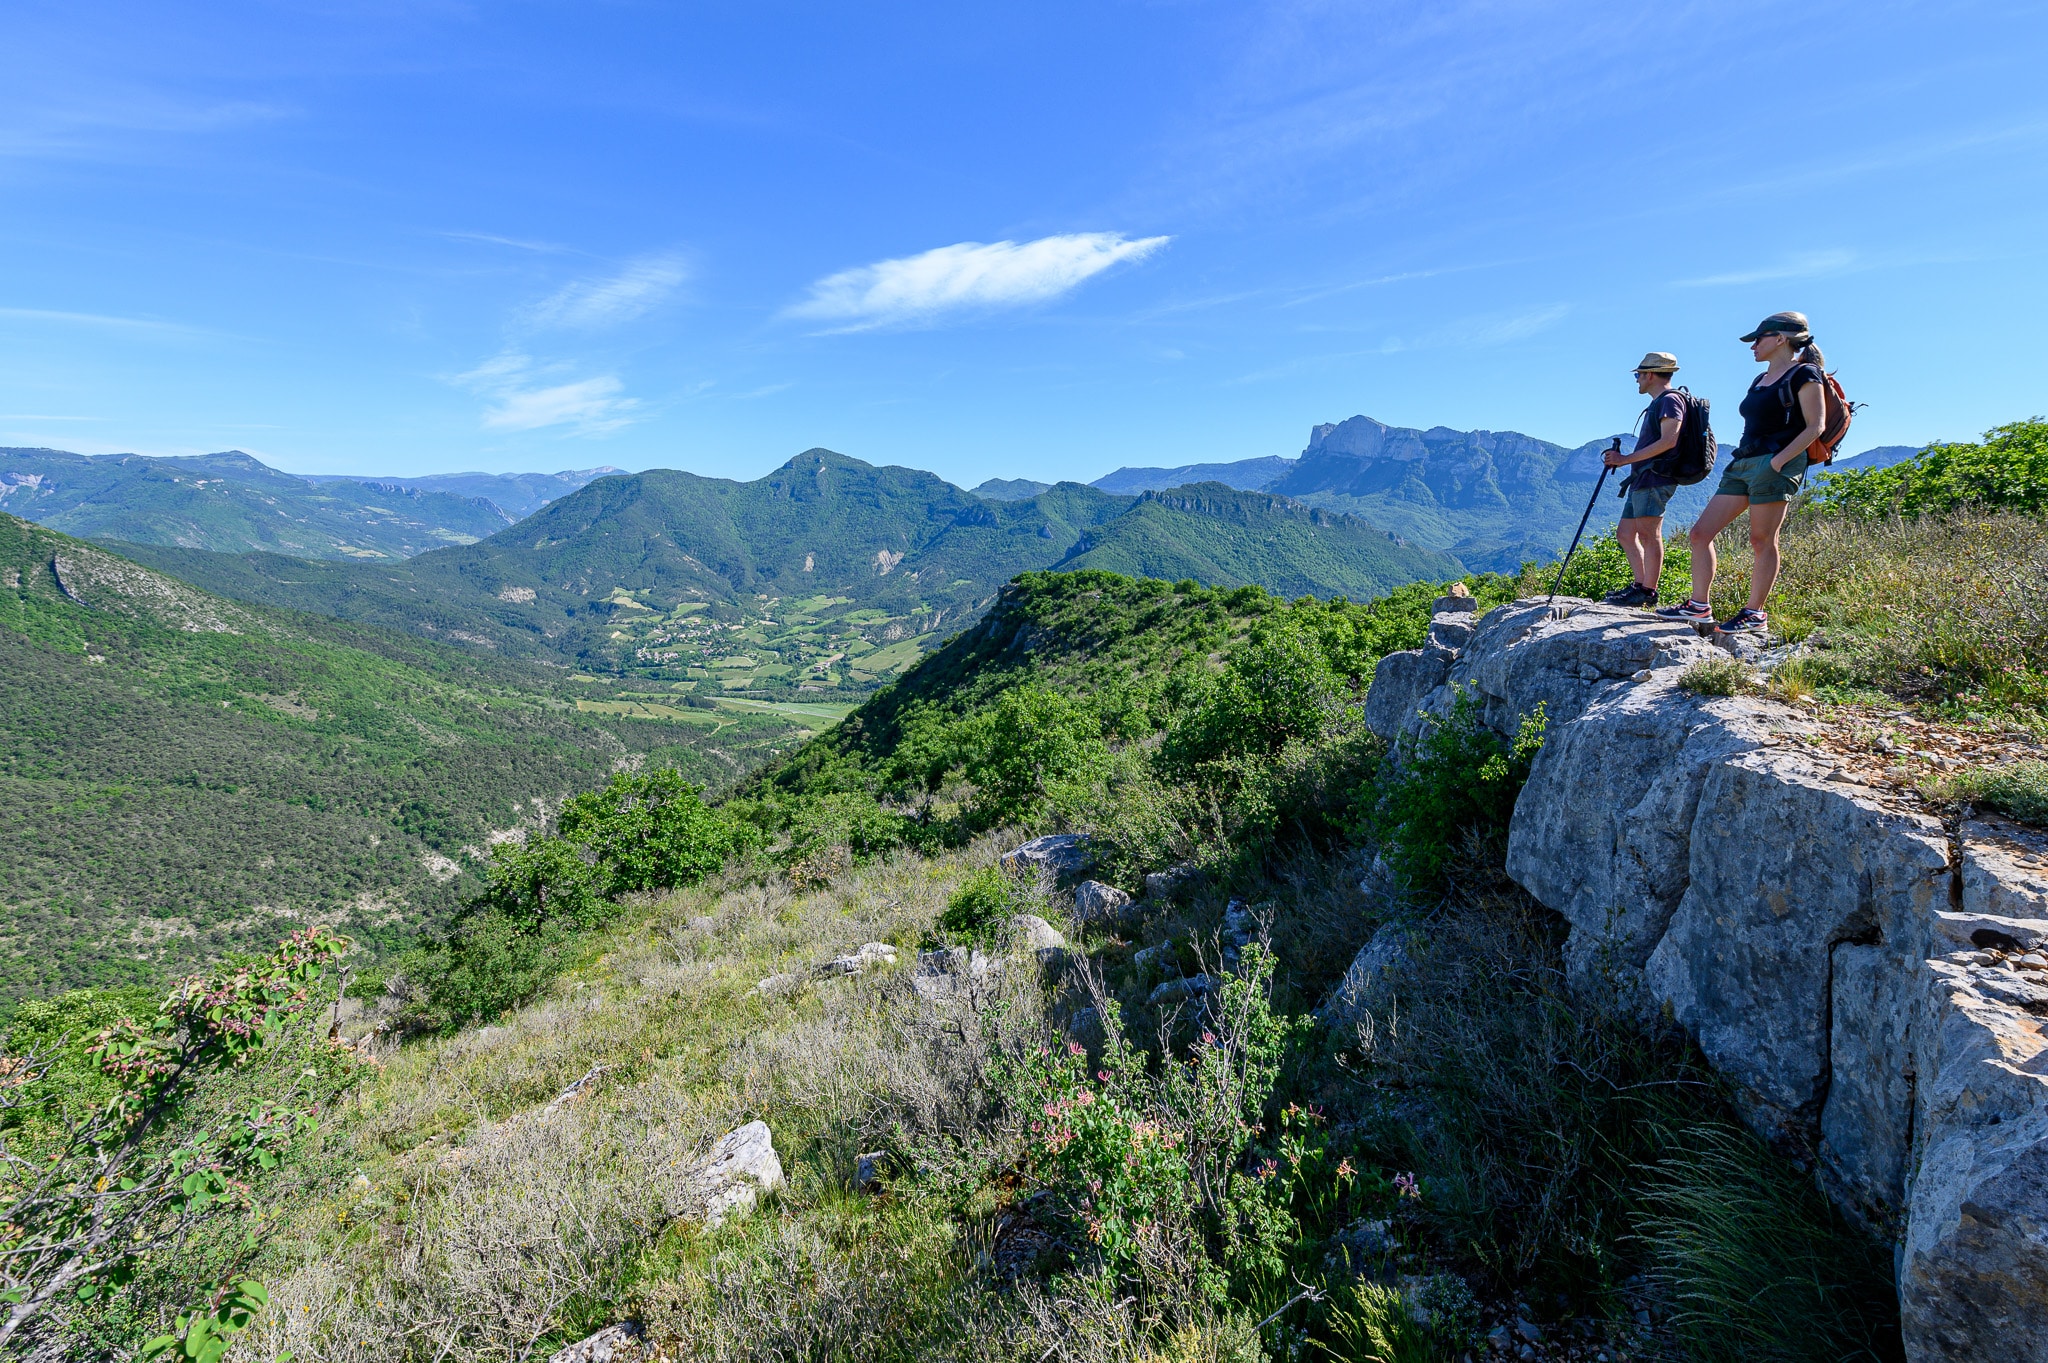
left=3, top=1, right=2044, bottom=487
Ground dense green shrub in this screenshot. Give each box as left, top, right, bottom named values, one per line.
left=558, top=769, right=756, bottom=895
left=1811, top=419, right=2048, bottom=518
left=936, top=865, right=1018, bottom=944
left=469, top=835, right=608, bottom=934
left=1368, top=688, right=1546, bottom=890
left=955, top=684, right=1113, bottom=828
left=1163, top=616, right=1343, bottom=771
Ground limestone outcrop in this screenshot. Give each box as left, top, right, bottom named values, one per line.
left=1362, top=598, right=2048, bottom=1362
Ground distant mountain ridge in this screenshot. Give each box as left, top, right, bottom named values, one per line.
left=302, top=466, right=623, bottom=519
left=113, top=449, right=1457, bottom=687
left=1081, top=421, right=1919, bottom=571
left=0, top=447, right=618, bottom=561
left=1090, top=456, right=1295, bottom=495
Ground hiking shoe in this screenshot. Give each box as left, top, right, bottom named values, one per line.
left=1600, top=584, right=1642, bottom=605
left=1655, top=599, right=1712, bottom=621
left=1615, top=583, right=1659, bottom=608
left=1715, top=607, right=1770, bottom=635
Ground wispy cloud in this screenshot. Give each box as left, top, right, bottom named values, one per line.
left=786, top=232, right=1171, bottom=331
left=0, top=306, right=205, bottom=336
left=520, top=254, right=688, bottom=331
left=453, top=354, right=638, bottom=434
left=443, top=230, right=571, bottom=254
left=1673, top=251, right=1855, bottom=288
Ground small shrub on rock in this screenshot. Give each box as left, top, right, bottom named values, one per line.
left=1678, top=657, right=1753, bottom=697
left=937, top=865, right=1018, bottom=944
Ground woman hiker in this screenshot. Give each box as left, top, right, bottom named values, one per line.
left=1657, top=310, right=1828, bottom=635
left=1600, top=351, right=1687, bottom=608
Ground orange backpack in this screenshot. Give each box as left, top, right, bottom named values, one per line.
left=1786, top=366, right=1859, bottom=464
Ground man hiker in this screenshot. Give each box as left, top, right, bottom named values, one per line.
left=1600, top=351, right=1687, bottom=607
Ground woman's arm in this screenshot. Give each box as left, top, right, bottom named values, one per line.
left=1771, top=378, right=1828, bottom=471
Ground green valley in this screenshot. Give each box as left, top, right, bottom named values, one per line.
left=110, top=449, right=1461, bottom=694
left=0, top=513, right=816, bottom=1007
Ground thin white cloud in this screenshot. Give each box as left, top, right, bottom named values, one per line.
left=444, top=230, right=571, bottom=254
left=0, top=306, right=205, bottom=336
left=787, top=232, right=1171, bottom=331
left=453, top=354, right=638, bottom=435
left=521, top=254, right=688, bottom=331
left=1674, top=251, right=1855, bottom=287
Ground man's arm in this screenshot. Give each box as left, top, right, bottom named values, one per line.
left=1606, top=413, right=1683, bottom=466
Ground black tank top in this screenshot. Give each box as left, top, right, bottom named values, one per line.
left=1736, top=363, right=1822, bottom=458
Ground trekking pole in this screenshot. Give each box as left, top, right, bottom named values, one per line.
left=1548, top=438, right=1621, bottom=605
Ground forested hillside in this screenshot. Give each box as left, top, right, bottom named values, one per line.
left=0, top=448, right=515, bottom=559
left=110, top=450, right=1458, bottom=692
left=0, top=514, right=809, bottom=1007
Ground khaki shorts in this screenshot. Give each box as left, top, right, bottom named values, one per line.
left=1715, top=452, right=1809, bottom=504
left=1620, top=480, right=1677, bottom=520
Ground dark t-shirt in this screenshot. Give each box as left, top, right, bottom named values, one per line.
left=1630, top=390, right=1687, bottom=489
left=1736, top=362, right=1823, bottom=458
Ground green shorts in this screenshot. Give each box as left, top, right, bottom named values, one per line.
left=1619, top=480, right=1677, bottom=520
left=1714, top=452, right=1809, bottom=504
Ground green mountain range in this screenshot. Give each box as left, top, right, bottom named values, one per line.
left=109, top=450, right=1460, bottom=692
left=0, top=448, right=617, bottom=561
left=0, top=512, right=812, bottom=1005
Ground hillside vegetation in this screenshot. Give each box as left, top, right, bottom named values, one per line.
left=0, top=448, right=516, bottom=560
left=13, top=424, right=2046, bottom=1362
left=0, top=514, right=809, bottom=1006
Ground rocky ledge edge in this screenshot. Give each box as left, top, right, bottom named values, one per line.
left=1357, top=595, right=2048, bottom=1363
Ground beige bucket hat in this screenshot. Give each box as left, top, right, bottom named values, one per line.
left=1632, top=352, right=1680, bottom=373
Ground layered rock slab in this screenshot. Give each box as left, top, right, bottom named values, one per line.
left=1363, top=598, right=2048, bottom=1361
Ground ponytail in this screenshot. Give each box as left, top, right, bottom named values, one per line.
left=1795, top=337, right=1826, bottom=371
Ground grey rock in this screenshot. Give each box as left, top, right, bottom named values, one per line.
left=1820, top=943, right=1915, bottom=1226
left=753, top=972, right=799, bottom=996
left=1143, top=863, right=1202, bottom=899
left=687, top=915, right=716, bottom=932
left=697, top=1120, right=784, bottom=1228
left=816, top=942, right=898, bottom=976
left=1961, top=820, right=2048, bottom=925
left=1506, top=682, right=1781, bottom=984
left=1132, top=941, right=1175, bottom=972
left=1364, top=646, right=1452, bottom=743
left=1148, top=974, right=1217, bottom=1007
left=1901, top=958, right=2048, bottom=1359
left=1072, top=879, right=1137, bottom=927
left=1426, top=611, right=1476, bottom=652
left=1000, top=833, right=1093, bottom=880
left=549, top=1322, right=643, bottom=1363
left=1641, top=754, right=1949, bottom=1143
left=854, top=1151, right=886, bottom=1192
left=1324, top=923, right=1416, bottom=1027
left=911, top=946, right=997, bottom=1000
left=1432, top=592, right=1478, bottom=616
left=1066, top=1005, right=1102, bottom=1044
left=1011, top=915, right=1067, bottom=952
left=1324, top=1217, right=1396, bottom=1272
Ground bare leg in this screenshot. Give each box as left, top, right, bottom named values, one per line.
left=1619, top=517, right=1649, bottom=585
left=1746, top=500, right=1792, bottom=610
left=1639, top=517, right=1665, bottom=587
left=1686, top=494, right=1751, bottom=605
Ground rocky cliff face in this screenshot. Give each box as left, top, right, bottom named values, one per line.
left=1365, top=598, right=2048, bottom=1362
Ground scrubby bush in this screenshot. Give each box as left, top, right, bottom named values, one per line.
left=1679, top=657, right=1753, bottom=697
left=1933, top=759, right=2048, bottom=827
left=1367, top=688, right=1545, bottom=891
left=1811, top=418, right=2048, bottom=519
left=0, top=931, right=358, bottom=1360
left=937, top=865, right=1018, bottom=944
left=558, top=768, right=756, bottom=895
